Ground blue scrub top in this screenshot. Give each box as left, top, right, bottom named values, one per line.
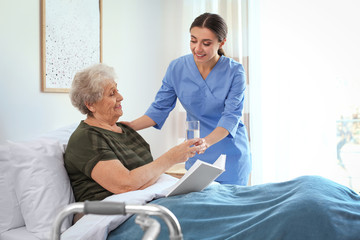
left=145, top=54, right=251, bottom=185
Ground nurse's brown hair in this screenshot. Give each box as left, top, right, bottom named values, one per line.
left=190, top=12, right=228, bottom=56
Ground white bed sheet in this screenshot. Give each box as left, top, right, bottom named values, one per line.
left=61, top=174, right=177, bottom=240
left=0, top=226, right=39, bottom=240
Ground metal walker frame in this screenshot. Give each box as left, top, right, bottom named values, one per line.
left=51, top=201, right=183, bottom=240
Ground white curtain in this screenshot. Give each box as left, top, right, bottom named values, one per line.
left=248, top=0, right=360, bottom=189
left=179, top=0, right=245, bottom=61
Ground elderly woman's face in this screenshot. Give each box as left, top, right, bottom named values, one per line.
left=91, top=79, right=123, bottom=121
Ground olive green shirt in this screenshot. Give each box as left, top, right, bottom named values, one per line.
left=64, top=121, right=153, bottom=202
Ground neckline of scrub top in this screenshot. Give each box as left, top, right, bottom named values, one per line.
left=190, top=55, right=225, bottom=82
left=189, top=55, right=225, bottom=95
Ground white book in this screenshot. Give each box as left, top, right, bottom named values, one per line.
left=165, top=154, right=226, bottom=197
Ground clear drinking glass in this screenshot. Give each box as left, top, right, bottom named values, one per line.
left=186, top=121, right=200, bottom=140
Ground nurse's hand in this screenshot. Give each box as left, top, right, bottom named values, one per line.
left=194, top=138, right=208, bottom=154
left=120, top=121, right=132, bottom=127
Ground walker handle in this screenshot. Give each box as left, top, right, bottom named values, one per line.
left=84, top=201, right=126, bottom=215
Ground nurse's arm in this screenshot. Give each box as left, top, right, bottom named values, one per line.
left=203, top=126, right=229, bottom=148
left=121, top=115, right=156, bottom=131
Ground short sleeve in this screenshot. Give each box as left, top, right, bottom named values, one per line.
left=65, top=129, right=117, bottom=178
left=217, top=64, right=246, bottom=138
left=145, top=62, right=178, bottom=129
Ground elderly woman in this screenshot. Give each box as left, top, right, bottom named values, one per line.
left=65, top=64, right=360, bottom=240
left=64, top=63, right=205, bottom=203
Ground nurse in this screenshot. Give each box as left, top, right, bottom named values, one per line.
left=124, top=13, right=251, bottom=185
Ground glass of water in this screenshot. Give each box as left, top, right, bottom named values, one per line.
left=186, top=120, right=200, bottom=140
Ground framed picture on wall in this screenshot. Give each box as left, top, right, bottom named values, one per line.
left=40, top=0, right=102, bottom=93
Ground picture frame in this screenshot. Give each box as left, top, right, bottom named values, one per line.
left=40, top=0, right=102, bottom=93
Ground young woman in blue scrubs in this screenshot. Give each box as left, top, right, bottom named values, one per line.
left=124, top=13, right=251, bottom=185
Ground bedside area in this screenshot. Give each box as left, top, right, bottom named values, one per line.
left=165, top=163, right=186, bottom=179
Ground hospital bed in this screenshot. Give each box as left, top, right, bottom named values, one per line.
left=1, top=123, right=360, bottom=240
left=0, top=123, right=183, bottom=240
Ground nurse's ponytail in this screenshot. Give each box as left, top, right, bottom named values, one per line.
left=190, top=13, right=228, bottom=56
left=218, top=48, right=225, bottom=56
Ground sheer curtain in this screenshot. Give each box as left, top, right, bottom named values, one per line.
left=179, top=0, right=246, bottom=64
left=248, top=0, right=360, bottom=188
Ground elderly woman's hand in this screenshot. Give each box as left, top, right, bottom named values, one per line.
left=165, top=139, right=204, bottom=164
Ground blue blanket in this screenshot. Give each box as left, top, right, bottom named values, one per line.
left=108, top=176, right=360, bottom=240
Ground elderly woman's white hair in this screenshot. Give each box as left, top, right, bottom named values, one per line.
left=70, top=63, right=117, bottom=115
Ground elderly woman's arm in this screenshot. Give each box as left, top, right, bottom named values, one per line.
left=91, top=138, right=204, bottom=194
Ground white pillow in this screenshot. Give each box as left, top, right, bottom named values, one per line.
left=0, top=144, right=25, bottom=233
left=39, top=123, right=78, bottom=148
left=8, top=138, right=75, bottom=239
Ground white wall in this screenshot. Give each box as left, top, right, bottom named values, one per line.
left=102, top=0, right=187, bottom=158
left=0, top=0, right=83, bottom=142
left=0, top=0, right=188, bottom=158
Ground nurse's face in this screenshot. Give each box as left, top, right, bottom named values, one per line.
left=190, top=27, right=225, bottom=64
